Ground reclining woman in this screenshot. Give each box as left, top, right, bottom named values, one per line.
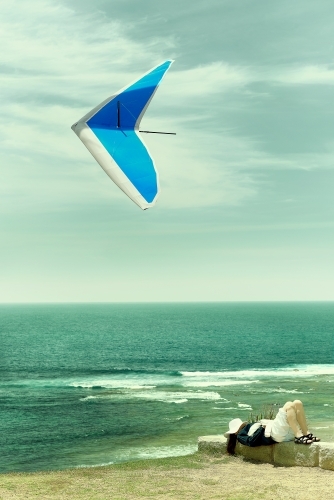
left=225, top=400, right=320, bottom=455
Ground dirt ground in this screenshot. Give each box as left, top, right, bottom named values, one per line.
left=0, top=454, right=333, bottom=500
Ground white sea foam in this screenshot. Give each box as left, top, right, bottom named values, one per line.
left=238, top=403, right=252, bottom=408
left=130, top=390, right=221, bottom=402
left=70, top=380, right=157, bottom=390
left=80, top=390, right=221, bottom=404
left=213, top=406, right=251, bottom=411
left=255, top=387, right=305, bottom=394
left=181, top=380, right=260, bottom=388
left=181, top=364, right=334, bottom=379
left=99, top=443, right=197, bottom=465
left=130, top=444, right=197, bottom=461
left=9, top=364, right=334, bottom=394
left=76, top=461, right=114, bottom=468
left=167, top=399, right=188, bottom=404
left=273, top=388, right=304, bottom=394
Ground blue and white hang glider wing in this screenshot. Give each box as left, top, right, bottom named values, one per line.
left=71, top=60, right=174, bottom=210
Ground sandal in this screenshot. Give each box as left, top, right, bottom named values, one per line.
left=294, top=435, right=313, bottom=445
left=305, top=433, right=320, bottom=442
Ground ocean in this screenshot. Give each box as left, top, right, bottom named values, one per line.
left=1, top=302, right=333, bottom=473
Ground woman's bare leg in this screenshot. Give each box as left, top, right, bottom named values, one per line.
left=293, top=400, right=309, bottom=435
left=282, top=400, right=309, bottom=437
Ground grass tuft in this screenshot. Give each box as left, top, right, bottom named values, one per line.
left=248, top=404, right=278, bottom=423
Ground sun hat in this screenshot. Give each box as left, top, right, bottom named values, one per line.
left=224, top=418, right=246, bottom=437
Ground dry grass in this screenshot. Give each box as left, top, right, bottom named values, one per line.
left=0, top=452, right=333, bottom=500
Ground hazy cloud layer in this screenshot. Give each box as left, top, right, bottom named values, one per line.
left=1, top=0, right=334, bottom=301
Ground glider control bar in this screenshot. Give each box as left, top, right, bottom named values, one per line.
left=139, top=130, right=176, bottom=135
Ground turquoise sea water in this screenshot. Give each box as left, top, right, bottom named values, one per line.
left=1, top=302, right=333, bottom=473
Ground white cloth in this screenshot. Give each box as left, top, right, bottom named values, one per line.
left=247, top=413, right=294, bottom=442
left=269, top=408, right=295, bottom=443
left=260, top=419, right=274, bottom=438
left=247, top=422, right=261, bottom=436
left=247, top=419, right=274, bottom=438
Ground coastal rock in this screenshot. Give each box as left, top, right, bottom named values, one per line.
left=235, top=442, right=274, bottom=464
left=273, top=441, right=320, bottom=467
left=198, top=435, right=227, bottom=454
left=198, top=436, right=334, bottom=470
left=319, top=443, right=334, bottom=471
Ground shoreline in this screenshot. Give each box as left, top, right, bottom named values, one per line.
left=2, top=421, right=333, bottom=475
left=2, top=420, right=332, bottom=476
left=1, top=453, right=334, bottom=500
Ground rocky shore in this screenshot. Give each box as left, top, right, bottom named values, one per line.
left=198, top=434, right=334, bottom=469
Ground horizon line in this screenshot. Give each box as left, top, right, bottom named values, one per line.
left=0, top=300, right=333, bottom=305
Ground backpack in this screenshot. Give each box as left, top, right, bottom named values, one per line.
left=237, top=423, right=275, bottom=447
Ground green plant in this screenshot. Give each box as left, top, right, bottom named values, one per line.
left=248, top=404, right=278, bottom=423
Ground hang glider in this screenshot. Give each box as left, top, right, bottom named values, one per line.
left=71, top=60, right=174, bottom=210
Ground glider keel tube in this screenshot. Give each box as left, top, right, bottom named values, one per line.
left=71, top=60, right=174, bottom=210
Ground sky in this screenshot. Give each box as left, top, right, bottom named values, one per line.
left=1, top=0, right=334, bottom=302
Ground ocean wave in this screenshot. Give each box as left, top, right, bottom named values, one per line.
left=4, top=364, right=333, bottom=392
left=76, top=443, right=197, bottom=468
left=80, top=444, right=197, bottom=467
left=74, top=368, right=183, bottom=377
left=180, top=364, right=334, bottom=379
left=212, top=406, right=246, bottom=410
left=273, top=388, right=304, bottom=394
left=128, top=444, right=197, bottom=461
left=80, top=389, right=221, bottom=404
left=181, top=380, right=260, bottom=388
left=75, top=461, right=115, bottom=468
left=167, top=399, right=188, bottom=404
left=72, top=382, right=156, bottom=390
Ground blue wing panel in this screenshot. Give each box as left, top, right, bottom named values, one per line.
left=85, top=61, right=172, bottom=203
left=93, top=128, right=157, bottom=202
left=87, top=61, right=172, bottom=130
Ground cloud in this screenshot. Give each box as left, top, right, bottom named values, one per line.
left=165, top=62, right=252, bottom=98
left=0, top=0, right=259, bottom=213
left=142, top=120, right=257, bottom=209
left=0, top=0, right=174, bottom=104
left=2, top=0, right=334, bottom=216
left=0, top=0, right=171, bottom=212
left=265, top=65, right=334, bottom=85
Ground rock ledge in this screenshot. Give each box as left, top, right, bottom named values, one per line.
left=198, top=435, right=334, bottom=470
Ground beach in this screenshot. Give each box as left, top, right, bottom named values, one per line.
left=1, top=453, right=334, bottom=500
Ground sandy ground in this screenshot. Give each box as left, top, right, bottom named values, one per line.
left=1, top=454, right=334, bottom=500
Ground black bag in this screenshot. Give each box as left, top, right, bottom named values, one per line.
left=237, top=423, right=275, bottom=447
